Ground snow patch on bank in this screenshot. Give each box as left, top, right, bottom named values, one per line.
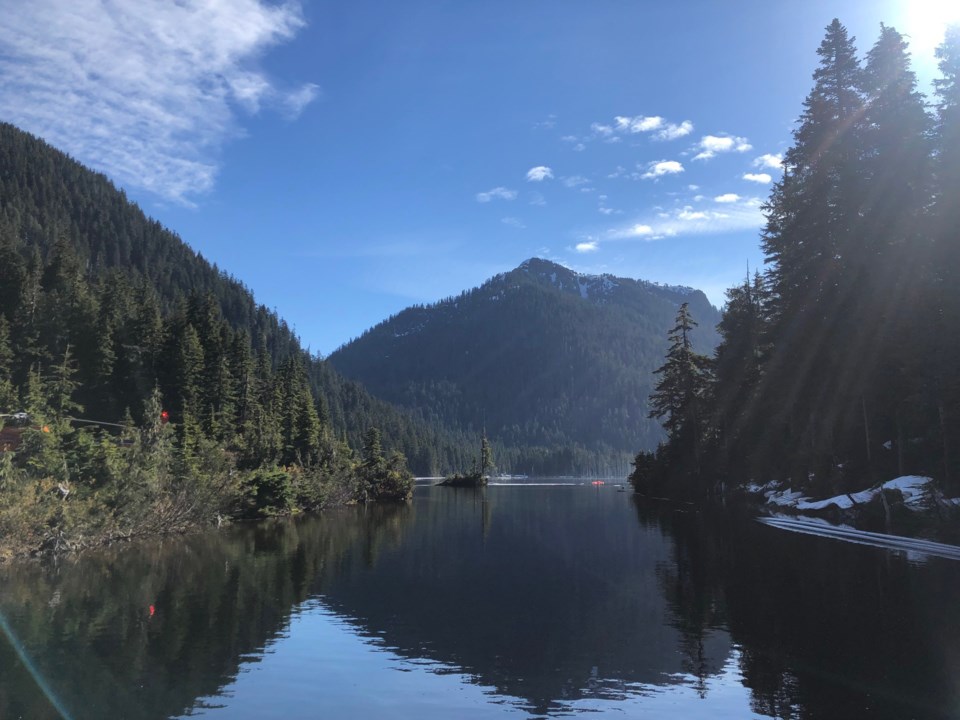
left=751, top=475, right=948, bottom=512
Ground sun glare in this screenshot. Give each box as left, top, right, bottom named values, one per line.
left=901, top=0, right=960, bottom=55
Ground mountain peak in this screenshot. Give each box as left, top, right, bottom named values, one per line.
left=511, top=257, right=699, bottom=302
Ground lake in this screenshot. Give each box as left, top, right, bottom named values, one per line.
left=1, top=480, right=958, bottom=719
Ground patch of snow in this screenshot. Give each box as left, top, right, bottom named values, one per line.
left=768, top=475, right=934, bottom=512
left=883, top=475, right=930, bottom=508
left=642, top=279, right=697, bottom=296
left=766, top=488, right=806, bottom=507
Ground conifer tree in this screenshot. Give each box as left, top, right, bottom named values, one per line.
left=931, top=25, right=960, bottom=487
left=710, top=273, right=769, bottom=476
left=760, top=19, right=866, bottom=487
left=648, top=304, right=712, bottom=477
left=851, top=24, right=932, bottom=482
left=0, top=317, right=15, bottom=410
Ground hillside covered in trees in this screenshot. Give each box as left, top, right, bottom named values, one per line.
left=330, top=258, right=719, bottom=475
left=633, top=21, right=960, bottom=503
left=0, top=122, right=490, bottom=555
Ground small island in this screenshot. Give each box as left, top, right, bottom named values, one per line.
left=438, top=434, right=492, bottom=487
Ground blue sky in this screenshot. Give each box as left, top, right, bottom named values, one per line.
left=1, top=0, right=957, bottom=354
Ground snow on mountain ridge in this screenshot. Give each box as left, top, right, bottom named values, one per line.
left=516, top=257, right=697, bottom=300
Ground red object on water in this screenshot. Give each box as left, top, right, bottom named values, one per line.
left=591, top=480, right=604, bottom=486
left=149, top=605, right=155, bottom=617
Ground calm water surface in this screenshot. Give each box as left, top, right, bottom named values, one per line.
left=1, top=481, right=958, bottom=719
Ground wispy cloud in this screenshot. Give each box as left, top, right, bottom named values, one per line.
left=590, top=122, right=615, bottom=137
left=597, top=194, right=620, bottom=216
left=754, top=153, right=783, bottom=169
left=533, top=114, right=557, bottom=130
left=571, top=114, right=692, bottom=150
left=575, top=241, right=599, bottom=253
left=693, top=134, right=753, bottom=161
left=526, top=165, right=554, bottom=182
left=501, top=216, right=526, bottom=229
left=563, top=175, right=589, bottom=188
left=611, top=115, right=693, bottom=141
left=642, top=160, right=684, bottom=180
left=743, top=172, right=773, bottom=183
left=0, top=0, right=317, bottom=205
left=608, top=197, right=764, bottom=240
left=529, top=191, right=547, bottom=206
left=615, top=115, right=664, bottom=133
left=476, top=186, right=518, bottom=202
left=657, top=121, right=694, bottom=140
left=561, top=135, right=587, bottom=152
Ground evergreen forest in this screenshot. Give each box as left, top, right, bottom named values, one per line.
left=0, top=122, right=486, bottom=556
left=330, top=257, right=719, bottom=476
left=633, top=21, right=960, bottom=503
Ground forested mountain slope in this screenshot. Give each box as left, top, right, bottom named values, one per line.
left=329, top=258, right=720, bottom=471
left=0, top=122, right=471, bottom=475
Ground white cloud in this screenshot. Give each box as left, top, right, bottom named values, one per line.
left=575, top=241, right=599, bottom=253
left=743, top=172, right=773, bottom=183
left=476, top=186, right=517, bottom=202
left=694, top=134, right=753, bottom=161
left=529, top=191, right=547, bottom=206
left=678, top=207, right=709, bottom=221
left=0, top=0, right=317, bottom=204
left=501, top=216, right=526, bottom=229
left=714, top=193, right=740, bottom=203
left=606, top=115, right=693, bottom=140
left=526, top=165, right=554, bottom=182
left=657, top=120, right=694, bottom=141
left=754, top=153, right=783, bottom=169
left=599, top=207, right=615, bottom=215
left=615, top=115, right=664, bottom=133
left=642, top=160, right=684, bottom=179
left=608, top=196, right=765, bottom=240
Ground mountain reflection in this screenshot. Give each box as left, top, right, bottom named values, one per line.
left=310, top=488, right=732, bottom=715
left=1, top=486, right=957, bottom=719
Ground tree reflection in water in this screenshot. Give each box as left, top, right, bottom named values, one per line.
left=0, top=486, right=957, bottom=719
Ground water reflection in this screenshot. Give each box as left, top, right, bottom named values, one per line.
left=640, top=500, right=960, bottom=719
left=0, top=485, right=957, bottom=719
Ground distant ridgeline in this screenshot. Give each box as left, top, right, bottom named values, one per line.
left=329, top=258, right=720, bottom=475
left=0, top=121, right=476, bottom=481
left=632, top=21, right=960, bottom=502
